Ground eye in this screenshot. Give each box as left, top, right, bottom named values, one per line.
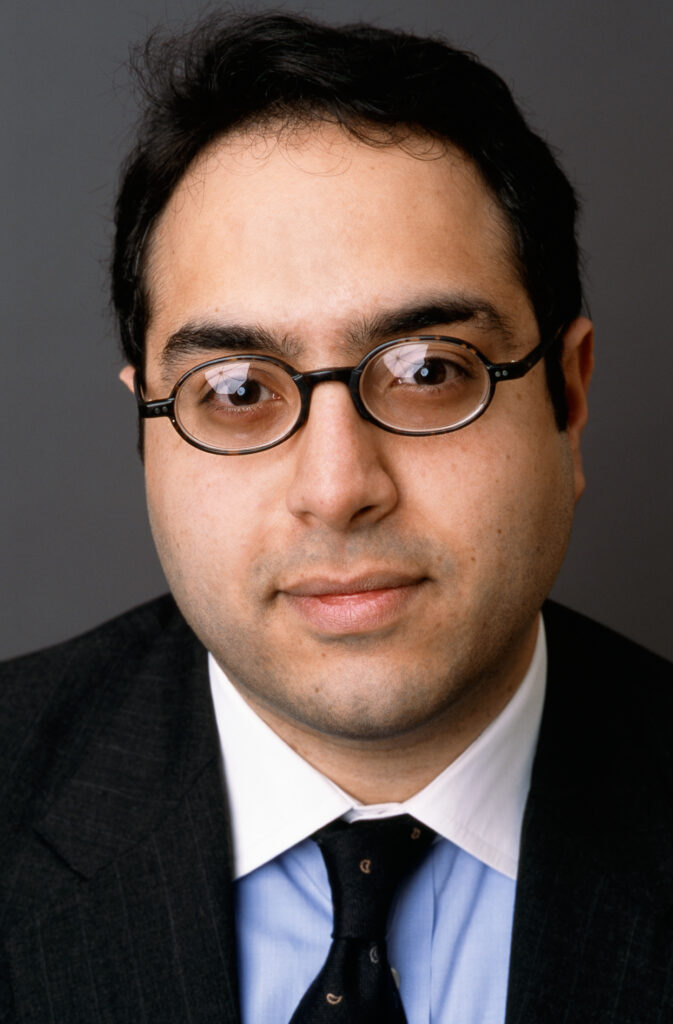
left=201, top=364, right=279, bottom=410
left=379, top=346, right=475, bottom=390
left=410, top=357, right=465, bottom=387
left=216, top=377, right=267, bottom=406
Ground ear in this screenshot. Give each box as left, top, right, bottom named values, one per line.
left=561, top=316, right=594, bottom=502
left=119, top=365, right=136, bottom=394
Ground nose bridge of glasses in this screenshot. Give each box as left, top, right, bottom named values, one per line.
left=293, top=364, right=368, bottom=428
left=297, top=364, right=359, bottom=404
left=300, top=366, right=355, bottom=388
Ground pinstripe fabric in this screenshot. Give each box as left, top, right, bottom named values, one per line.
left=1, top=597, right=672, bottom=1022
left=1, top=598, right=239, bottom=1023
left=506, top=606, right=673, bottom=1023
left=9, top=774, right=239, bottom=1023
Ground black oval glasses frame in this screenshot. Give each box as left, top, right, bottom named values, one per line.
left=134, top=332, right=558, bottom=455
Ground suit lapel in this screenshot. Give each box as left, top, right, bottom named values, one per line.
left=506, top=602, right=673, bottom=1023
left=9, top=604, right=241, bottom=1023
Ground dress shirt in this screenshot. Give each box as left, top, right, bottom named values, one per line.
left=209, top=617, right=546, bottom=1023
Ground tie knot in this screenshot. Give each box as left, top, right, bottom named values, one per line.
left=313, top=815, right=435, bottom=939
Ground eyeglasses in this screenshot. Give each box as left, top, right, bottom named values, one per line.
left=134, top=333, right=556, bottom=455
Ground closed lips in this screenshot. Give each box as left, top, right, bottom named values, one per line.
left=280, top=573, right=427, bottom=597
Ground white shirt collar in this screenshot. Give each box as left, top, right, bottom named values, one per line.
left=208, top=617, right=546, bottom=881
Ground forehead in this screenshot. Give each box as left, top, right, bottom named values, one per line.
left=144, top=125, right=531, bottom=361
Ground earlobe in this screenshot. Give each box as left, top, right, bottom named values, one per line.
left=561, top=316, right=594, bottom=502
left=119, top=365, right=136, bottom=394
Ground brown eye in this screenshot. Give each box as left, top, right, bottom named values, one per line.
left=209, top=377, right=268, bottom=407
left=228, top=379, right=262, bottom=405
left=411, top=358, right=461, bottom=386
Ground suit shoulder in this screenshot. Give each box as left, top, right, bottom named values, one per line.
left=0, top=595, right=189, bottom=789
left=1, top=594, right=182, bottom=689
left=542, top=599, right=673, bottom=781
left=543, top=599, right=672, bottom=686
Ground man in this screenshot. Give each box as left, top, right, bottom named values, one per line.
left=1, top=11, right=671, bottom=1023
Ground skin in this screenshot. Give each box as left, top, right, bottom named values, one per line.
left=121, top=125, right=593, bottom=802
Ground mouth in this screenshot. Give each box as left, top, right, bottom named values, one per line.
left=278, top=571, right=428, bottom=634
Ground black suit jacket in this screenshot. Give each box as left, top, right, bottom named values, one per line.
left=1, top=597, right=672, bottom=1023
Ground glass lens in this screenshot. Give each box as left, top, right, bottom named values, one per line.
left=174, top=358, right=301, bottom=452
left=360, top=339, right=491, bottom=432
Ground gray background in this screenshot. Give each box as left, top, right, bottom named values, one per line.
left=2, top=0, right=671, bottom=661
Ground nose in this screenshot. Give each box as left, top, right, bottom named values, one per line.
left=285, top=381, right=399, bottom=531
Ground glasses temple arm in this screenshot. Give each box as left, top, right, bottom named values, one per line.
left=133, top=372, right=175, bottom=419
left=488, top=330, right=562, bottom=381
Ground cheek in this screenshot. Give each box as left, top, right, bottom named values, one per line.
left=144, top=435, right=283, bottom=591
left=403, top=417, right=575, bottom=580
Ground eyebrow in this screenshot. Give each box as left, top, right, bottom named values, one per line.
left=159, top=292, right=517, bottom=379
left=346, top=295, right=515, bottom=354
left=160, top=322, right=298, bottom=370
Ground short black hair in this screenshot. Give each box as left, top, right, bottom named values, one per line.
left=112, top=11, right=584, bottom=427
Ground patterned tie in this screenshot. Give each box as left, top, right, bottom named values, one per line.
left=288, top=814, right=435, bottom=1023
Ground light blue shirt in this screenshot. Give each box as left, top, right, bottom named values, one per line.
left=235, top=834, right=516, bottom=1023
left=208, top=619, right=546, bottom=1024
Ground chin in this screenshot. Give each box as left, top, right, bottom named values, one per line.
left=238, top=663, right=465, bottom=744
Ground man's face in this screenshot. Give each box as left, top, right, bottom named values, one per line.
left=133, top=126, right=590, bottom=746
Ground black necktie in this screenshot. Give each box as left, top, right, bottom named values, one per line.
left=288, top=814, right=435, bottom=1024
